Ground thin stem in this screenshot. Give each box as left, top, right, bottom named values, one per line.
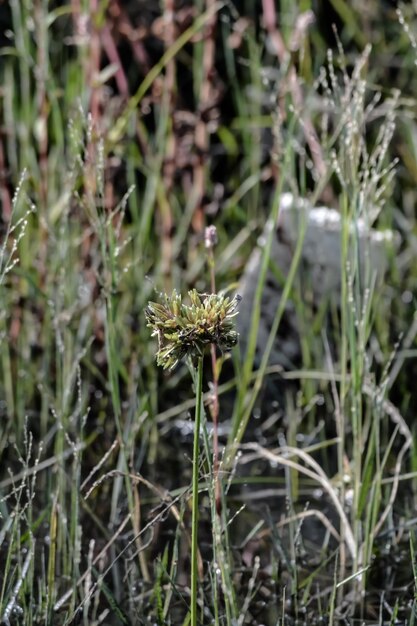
left=207, top=242, right=221, bottom=515
left=210, top=342, right=221, bottom=515
left=191, top=356, right=204, bottom=626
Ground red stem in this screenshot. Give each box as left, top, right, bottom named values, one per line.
left=208, top=245, right=221, bottom=515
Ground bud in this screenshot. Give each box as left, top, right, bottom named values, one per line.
left=205, top=225, right=218, bottom=250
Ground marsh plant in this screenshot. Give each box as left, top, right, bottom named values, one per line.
left=145, top=284, right=240, bottom=626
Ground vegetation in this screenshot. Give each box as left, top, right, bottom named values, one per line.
left=1, top=1, right=417, bottom=624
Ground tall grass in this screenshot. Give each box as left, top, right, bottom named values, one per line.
left=1, top=1, right=417, bottom=624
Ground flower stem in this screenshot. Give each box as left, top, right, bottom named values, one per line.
left=206, top=230, right=222, bottom=515
left=210, top=342, right=221, bottom=515
left=191, top=356, right=204, bottom=626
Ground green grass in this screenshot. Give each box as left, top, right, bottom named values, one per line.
left=1, top=0, right=417, bottom=624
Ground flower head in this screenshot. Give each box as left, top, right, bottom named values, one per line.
left=145, top=289, right=240, bottom=369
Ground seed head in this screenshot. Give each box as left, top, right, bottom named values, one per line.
left=145, top=289, right=240, bottom=370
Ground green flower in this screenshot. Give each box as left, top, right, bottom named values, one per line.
left=145, top=289, right=240, bottom=369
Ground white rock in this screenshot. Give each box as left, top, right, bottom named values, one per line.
left=238, top=193, right=397, bottom=366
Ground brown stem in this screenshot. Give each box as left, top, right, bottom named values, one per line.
left=207, top=242, right=221, bottom=515
left=210, top=341, right=221, bottom=515
left=0, top=134, right=11, bottom=221
left=101, top=24, right=129, bottom=97
left=261, top=0, right=326, bottom=180
left=160, top=0, right=176, bottom=291
left=192, top=0, right=217, bottom=232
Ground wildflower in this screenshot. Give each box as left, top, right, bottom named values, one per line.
left=145, top=289, right=240, bottom=370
